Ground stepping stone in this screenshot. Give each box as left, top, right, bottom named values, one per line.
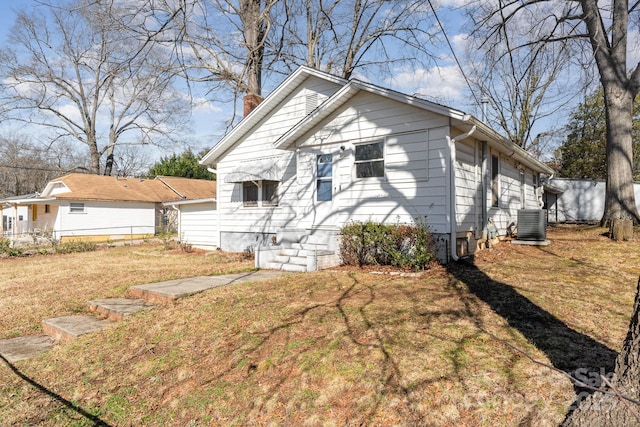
left=130, top=270, right=284, bottom=303
left=88, top=298, right=153, bottom=321
left=0, top=335, right=55, bottom=363
left=42, top=316, right=111, bottom=343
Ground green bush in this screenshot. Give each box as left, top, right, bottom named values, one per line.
left=339, top=219, right=435, bottom=271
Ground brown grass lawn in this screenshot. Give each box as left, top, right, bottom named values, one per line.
left=1, top=226, right=639, bottom=426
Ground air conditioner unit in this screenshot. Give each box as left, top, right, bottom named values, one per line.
left=517, top=209, right=547, bottom=240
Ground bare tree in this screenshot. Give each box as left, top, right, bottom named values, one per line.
left=148, top=0, right=277, bottom=120
left=271, top=0, right=437, bottom=79
left=0, top=0, right=190, bottom=176
left=146, top=0, right=438, bottom=127
left=471, top=0, right=640, bottom=236
left=0, top=135, right=81, bottom=197
left=470, top=0, right=640, bottom=424
left=465, top=14, right=580, bottom=150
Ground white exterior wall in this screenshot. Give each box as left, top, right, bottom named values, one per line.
left=55, top=200, right=156, bottom=239
left=295, top=92, right=451, bottom=234
left=454, top=139, right=481, bottom=237
left=33, top=204, right=58, bottom=233
left=1, top=205, right=30, bottom=235
left=487, top=153, right=542, bottom=233
left=545, top=178, right=640, bottom=223
left=178, top=202, right=219, bottom=249
left=215, top=76, right=343, bottom=251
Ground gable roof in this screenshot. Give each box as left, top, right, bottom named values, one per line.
left=154, top=176, right=217, bottom=200
left=199, top=66, right=347, bottom=166
left=200, top=65, right=553, bottom=175
left=39, top=174, right=215, bottom=203
left=273, top=78, right=553, bottom=175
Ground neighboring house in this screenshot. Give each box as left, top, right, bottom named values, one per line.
left=0, top=193, right=39, bottom=238
left=544, top=178, right=640, bottom=223
left=0, top=174, right=216, bottom=242
left=196, top=66, right=552, bottom=269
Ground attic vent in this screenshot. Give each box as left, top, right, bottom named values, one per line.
left=517, top=209, right=547, bottom=240
left=305, top=93, right=318, bottom=115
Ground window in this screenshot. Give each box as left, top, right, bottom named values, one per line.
left=70, top=202, right=85, bottom=213
left=355, top=141, right=384, bottom=178
left=262, top=181, right=279, bottom=206
left=242, top=182, right=258, bottom=207
left=317, top=154, right=333, bottom=201
left=491, top=155, right=499, bottom=207
left=45, top=204, right=50, bottom=214
left=243, top=181, right=279, bottom=207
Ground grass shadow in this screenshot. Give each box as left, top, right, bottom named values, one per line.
left=446, top=259, right=617, bottom=378
left=1, top=354, right=112, bottom=426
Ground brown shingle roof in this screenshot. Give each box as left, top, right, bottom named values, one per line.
left=154, top=176, right=217, bottom=200
left=45, top=174, right=216, bottom=203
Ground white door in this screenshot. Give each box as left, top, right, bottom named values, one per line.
left=313, top=153, right=338, bottom=228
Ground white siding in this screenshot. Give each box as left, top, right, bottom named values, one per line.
left=178, top=202, right=219, bottom=249
left=215, top=76, right=343, bottom=245
left=545, top=178, right=632, bottom=223
left=56, top=200, right=156, bottom=239
left=488, top=152, right=542, bottom=233
left=454, top=139, right=481, bottom=234
left=296, top=93, right=451, bottom=233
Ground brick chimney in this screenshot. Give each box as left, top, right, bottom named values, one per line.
left=243, top=93, right=264, bottom=117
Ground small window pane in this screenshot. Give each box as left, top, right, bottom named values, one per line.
left=317, top=180, right=332, bottom=201
left=355, top=142, right=383, bottom=161
left=356, top=160, right=384, bottom=178
left=70, top=203, right=85, bottom=213
left=317, top=154, right=332, bottom=177
left=243, top=182, right=258, bottom=207
left=262, top=181, right=279, bottom=206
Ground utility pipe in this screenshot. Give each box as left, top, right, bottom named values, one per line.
left=447, top=124, right=477, bottom=262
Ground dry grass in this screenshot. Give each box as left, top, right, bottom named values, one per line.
left=1, top=226, right=639, bottom=426
left=0, top=243, right=254, bottom=339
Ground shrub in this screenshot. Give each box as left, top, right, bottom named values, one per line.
left=0, top=237, right=10, bottom=253
left=55, top=240, right=97, bottom=254
left=340, top=219, right=435, bottom=271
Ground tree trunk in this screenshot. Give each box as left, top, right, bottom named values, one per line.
left=600, top=80, right=640, bottom=230
left=240, top=0, right=264, bottom=97
left=88, top=136, right=101, bottom=175
left=563, top=277, right=640, bottom=426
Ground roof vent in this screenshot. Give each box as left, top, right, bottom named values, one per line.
left=517, top=209, right=546, bottom=240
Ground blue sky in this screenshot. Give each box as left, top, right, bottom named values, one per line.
left=0, top=1, right=579, bottom=166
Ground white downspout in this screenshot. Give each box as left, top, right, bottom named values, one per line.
left=448, top=124, right=477, bottom=262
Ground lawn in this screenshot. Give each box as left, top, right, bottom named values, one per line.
left=1, top=226, right=639, bottom=426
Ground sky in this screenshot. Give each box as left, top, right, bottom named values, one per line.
left=0, top=0, right=597, bottom=168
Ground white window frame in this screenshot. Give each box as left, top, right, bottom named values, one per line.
left=242, top=181, right=279, bottom=208
left=354, top=140, right=385, bottom=179
left=69, top=202, right=85, bottom=213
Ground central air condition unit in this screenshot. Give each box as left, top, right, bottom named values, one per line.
left=517, top=209, right=547, bottom=240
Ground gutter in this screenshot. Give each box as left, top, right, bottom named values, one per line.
left=447, top=120, right=477, bottom=262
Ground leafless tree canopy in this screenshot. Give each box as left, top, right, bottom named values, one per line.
left=0, top=0, right=190, bottom=176
left=141, top=0, right=438, bottom=127
left=464, top=7, right=581, bottom=151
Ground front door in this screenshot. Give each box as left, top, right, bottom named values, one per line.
left=313, top=153, right=337, bottom=228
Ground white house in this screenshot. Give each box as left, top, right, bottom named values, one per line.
left=196, top=66, right=553, bottom=270
left=0, top=174, right=216, bottom=243
left=0, top=193, right=39, bottom=238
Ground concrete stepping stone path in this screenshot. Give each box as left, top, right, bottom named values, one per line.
left=0, top=270, right=285, bottom=362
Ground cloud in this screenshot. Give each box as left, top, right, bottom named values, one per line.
left=192, top=97, right=222, bottom=114
left=386, top=65, right=467, bottom=104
